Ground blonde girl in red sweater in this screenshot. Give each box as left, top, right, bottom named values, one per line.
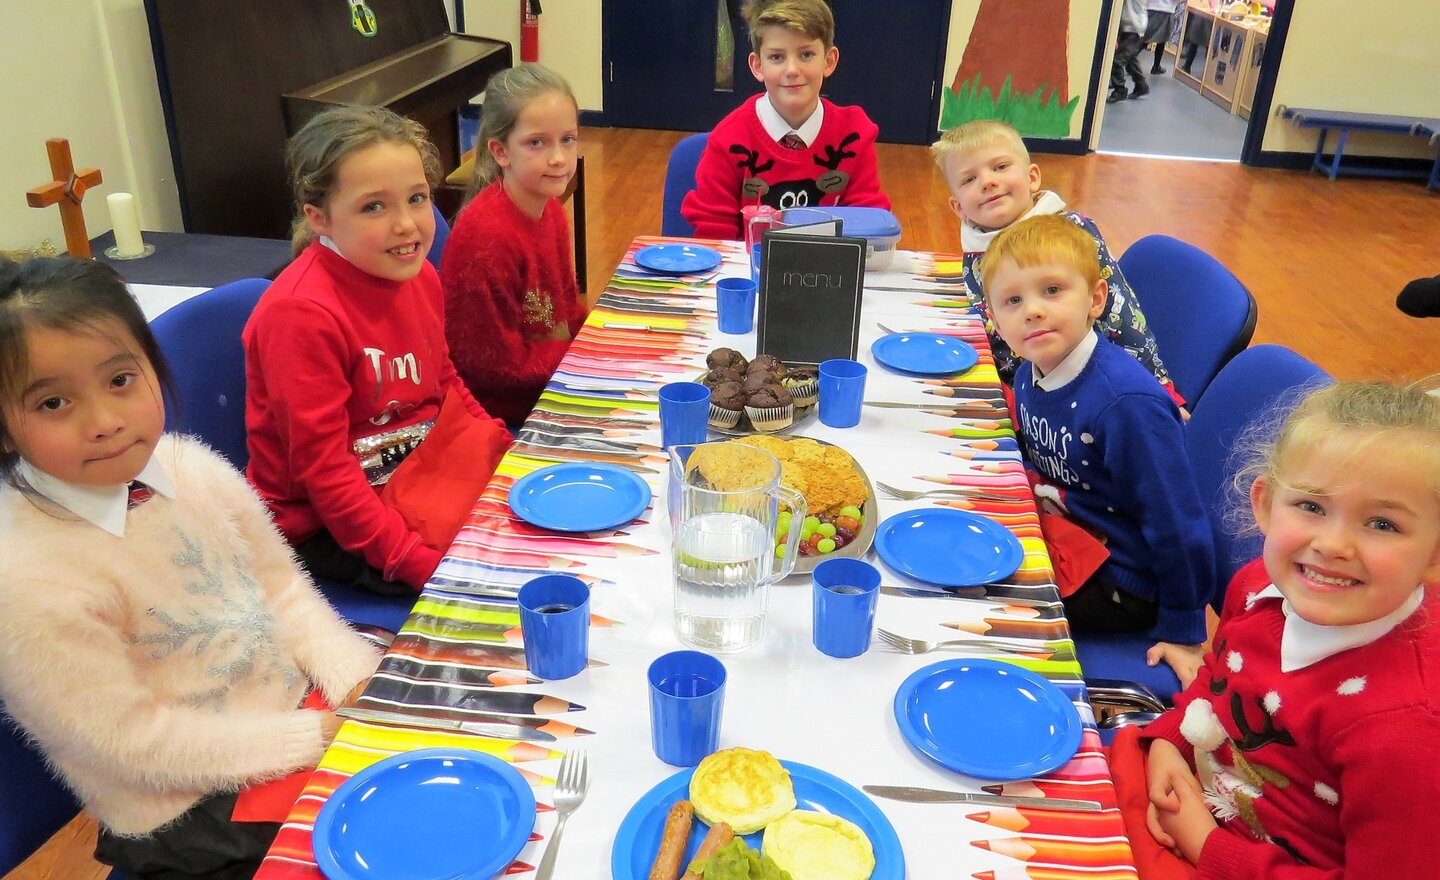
left=0, top=257, right=379, bottom=879
left=245, top=107, right=508, bottom=596
left=442, top=63, right=588, bottom=428
left=1132, top=380, right=1440, bottom=879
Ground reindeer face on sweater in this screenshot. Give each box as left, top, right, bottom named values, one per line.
left=731, top=133, right=862, bottom=212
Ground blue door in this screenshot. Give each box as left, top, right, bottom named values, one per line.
left=602, top=1, right=950, bottom=145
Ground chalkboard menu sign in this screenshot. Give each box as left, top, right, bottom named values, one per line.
left=755, top=232, right=866, bottom=367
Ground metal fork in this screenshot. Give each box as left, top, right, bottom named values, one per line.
left=535, top=749, right=589, bottom=880
left=875, top=480, right=1023, bottom=503
left=875, top=627, right=1048, bottom=657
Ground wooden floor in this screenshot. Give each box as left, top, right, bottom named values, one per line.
left=8, top=127, right=1440, bottom=880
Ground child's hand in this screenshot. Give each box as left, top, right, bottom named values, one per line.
left=1145, top=739, right=1201, bottom=815
left=1153, top=777, right=1218, bottom=864
left=1148, top=641, right=1205, bottom=688
left=319, top=710, right=344, bottom=748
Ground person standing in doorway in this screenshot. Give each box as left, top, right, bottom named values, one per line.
left=1109, top=0, right=1150, bottom=103
left=1144, top=0, right=1182, bottom=74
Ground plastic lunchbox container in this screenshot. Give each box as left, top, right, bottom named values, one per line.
left=824, top=206, right=903, bottom=271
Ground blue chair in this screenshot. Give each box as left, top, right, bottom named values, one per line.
left=150, top=280, right=414, bottom=632
left=0, top=706, right=81, bottom=875
left=1077, top=345, right=1331, bottom=713
left=428, top=201, right=450, bottom=270
left=661, top=133, right=708, bottom=237
left=1118, top=234, right=1258, bottom=406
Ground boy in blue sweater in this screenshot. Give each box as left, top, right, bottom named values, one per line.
left=982, top=215, right=1214, bottom=686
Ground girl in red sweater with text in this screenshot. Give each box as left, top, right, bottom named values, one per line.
left=245, top=107, right=508, bottom=596
left=1123, top=380, right=1440, bottom=879
left=442, top=63, right=588, bottom=428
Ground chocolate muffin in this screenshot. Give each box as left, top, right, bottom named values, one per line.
left=746, top=354, right=785, bottom=378
left=782, top=367, right=819, bottom=408
left=741, top=371, right=772, bottom=394
left=706, top=347, right=748, bottom=372
left=708, top=381, right=746, bottom=428
left=701, top=366, right=744, bottom=387
left=744, top=382, right=795, bottom=432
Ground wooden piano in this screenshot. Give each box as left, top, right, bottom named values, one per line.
left=146, top=0, right=510, bottom=238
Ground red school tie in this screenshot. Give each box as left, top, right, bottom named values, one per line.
left=780, top=133, right=806, bottom=151
left=127, top=481, right=154, bottom=508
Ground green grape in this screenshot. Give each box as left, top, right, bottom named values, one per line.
left=774, top=545, right=786, bottom=558
left=816, top=537, right=836, bottom=553
left=817, top=522, right=837, bottom=538
left=839, top=505, right=863, bottom=520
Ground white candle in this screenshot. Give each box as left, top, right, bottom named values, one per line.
left=106, top=192, right=145, bottom=257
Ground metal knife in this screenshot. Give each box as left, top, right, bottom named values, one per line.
left=863, top=785, right=1101, bottom=812
left=336, top=706, right=556, bottom=743
left=880, top=586, right=1062, bottom=610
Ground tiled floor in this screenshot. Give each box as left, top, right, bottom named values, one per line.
left=1097, top=66, right=1250, bottom=161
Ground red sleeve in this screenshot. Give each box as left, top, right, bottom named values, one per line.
left=833, top=107, right=891, bottom=210
left=1196, top=706, right=1440, bottom=880
left=681, top=113, right=746, bottom=241
left=248, top=297, right=439, bottom=588
left=442, top=199, right=577, bottom=426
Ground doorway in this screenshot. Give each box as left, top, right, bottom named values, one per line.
left=601, top=0, right=952, bottom=145
left=1095, top=1, right=1283, bottom=162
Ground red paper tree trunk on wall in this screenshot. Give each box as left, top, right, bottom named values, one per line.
left=953, top=0, right=1071, bottom=106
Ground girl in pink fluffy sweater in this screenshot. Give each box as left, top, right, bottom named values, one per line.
left=0, top=257, right=380, bottom=880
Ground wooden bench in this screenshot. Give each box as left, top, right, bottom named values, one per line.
left=1276, top=105, right=1440, bottom=190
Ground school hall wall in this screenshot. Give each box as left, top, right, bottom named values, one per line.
left=1262, top=0, right=1440, bottom=158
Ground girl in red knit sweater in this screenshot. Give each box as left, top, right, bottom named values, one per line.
left=442, top=63, right=588, bottom=428
left=1131, top=380, right=1440, bottom=879
left=245, top=107, right=508, bottom=596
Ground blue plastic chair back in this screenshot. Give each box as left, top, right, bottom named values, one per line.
left=1119, top=235, right=1258, bottom=406
left=0, top=706, right=82, bottom=875
left=151, top=278, right=270, bottom=469
left=1184, top=344, right=1332, bottom=597
left=661, top=133, right=709, bottom=237
left=428, top=201, right=450, bottom=270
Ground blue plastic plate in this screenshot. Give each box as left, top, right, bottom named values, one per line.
left=874, top=508, right=1023, bottom=587
left=313, top=748, right=536, bottom=880
left=870, top=332, right=978, bottom=376
left=509, top=463, right=652, bottom=532
left=894, top=659, right=1082, bottom=780
left=634, top=244, right=723, bottom=275
left=610, top=760, right=904, bottom=880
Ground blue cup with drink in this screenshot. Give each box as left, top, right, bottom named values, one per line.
left=517, top=574, right=590, bottom=680
left=658, top=381, right=710, bottom=449
left=647, top=650, right=727, bottom=766
left=715, top=277, right=757, bottom=335
left=818, top=358, right=867, bottom=428
left=811, top=558, right=881, bottom=658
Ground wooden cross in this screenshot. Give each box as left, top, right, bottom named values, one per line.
left=26, top=138, right=103, bottom=259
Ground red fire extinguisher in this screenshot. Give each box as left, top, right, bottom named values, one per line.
left=521, top=0, right=541, bottom=62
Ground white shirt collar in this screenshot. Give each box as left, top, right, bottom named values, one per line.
left=961, top=190, right=1068, bottom=252
left=318, top=235, right=344, bottom=256
left=1033, top=329, right=1099, bottom=391
left=756, top=94, right=824, bottom=147
left=1251, top=583, right=1426, bottom=672
left=16, top=453, right=176, bottom=537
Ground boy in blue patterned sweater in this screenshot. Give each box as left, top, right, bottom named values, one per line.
left=981, top=214, right=1215, bottom=686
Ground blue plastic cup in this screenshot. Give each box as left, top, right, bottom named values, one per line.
left=716, top=277, right=758, bottom=335
left=659, top=381, right=710, bottom=448
left=647, top=650, right=726, bottom=766
left=751, top=243, right=762, bottom=286
left=812, top=558, right=881, bottom=658
left=517, top=575, right=590, bottom=680
left=818, top=359, right=867, bottom=428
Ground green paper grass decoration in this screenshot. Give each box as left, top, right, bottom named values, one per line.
left=940, top=74, right=1080, bottom=138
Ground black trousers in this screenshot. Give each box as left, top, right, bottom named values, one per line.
left=1061, top=571, right=1159, bottom=635
left=295, top=529, right=414, bottom=597
left=94, top=792, right=279, bottom=880
left=1110, top=31, right=1147, bottom=93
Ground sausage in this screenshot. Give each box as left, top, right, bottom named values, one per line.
left=680, top=821, right=735, bottom=880
left=648, top=800, right=694, bottom=880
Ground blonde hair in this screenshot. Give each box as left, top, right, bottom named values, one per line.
left=466, top=63, right=578, bottom=202
left=285, top=106, right=441, bottom=255
left=931, top=119, right=1030, bottom=175
left=743, top=0, right=835, bottom=52
left=1248, top=379, right=1440, bottom=502
left=978, top=214, right=1101, bottom=296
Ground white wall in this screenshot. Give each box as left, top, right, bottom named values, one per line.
left=1262, top=0, right=1440, bottom=157
left=1, top=0, right=180, bottom=253
left=461, top=0, right=604, bottom=111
